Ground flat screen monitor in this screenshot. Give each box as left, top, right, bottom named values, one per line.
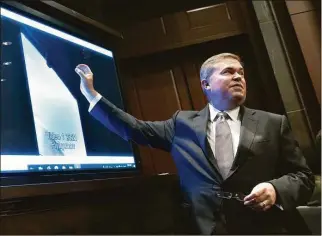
left=1, top=5, right=139, bottom=182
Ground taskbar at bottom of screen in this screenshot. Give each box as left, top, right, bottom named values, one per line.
left=24, top=163, right=137, bottom=172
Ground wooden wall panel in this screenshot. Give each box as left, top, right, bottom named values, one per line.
left=118, top=1, right=245, bottom=58
left=119, top=69, right=156, bottom=175
left=171, top=67, right=193, bottom=110
left=118, top=17, right=171, bottom=58
left=287, top=3, right=321, bottom=103
left=133, top=70, right=181, bottom=120
left=119, top=61, right=191, bottom=175
left=285, top=0, right=315, bottom=14
left=132, top=69, right=183, bottom=174
left=181, top=62, right=208, bottom=111
left=0, top=175, right=189, bottom=235
left=164, top=2, right=244, bottom=46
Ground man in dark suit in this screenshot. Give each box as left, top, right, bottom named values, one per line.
left=75, top=53, right=315, bottom=234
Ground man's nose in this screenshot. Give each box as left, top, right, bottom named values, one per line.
left=232, top=73, right=242, bottom=81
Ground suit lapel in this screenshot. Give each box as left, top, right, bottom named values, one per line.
left=193, top=105, right=209, bottom=159
left=227, top=107, right=258, bottom=179
left=193, top=105, right=223, bottom=181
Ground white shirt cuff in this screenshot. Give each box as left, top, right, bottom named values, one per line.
left=275, top=204, right=284, bottom=210
left=88, top=93, right=102, bottom=112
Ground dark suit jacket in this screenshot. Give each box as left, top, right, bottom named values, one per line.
left=91, top=97, right=315, bottom=234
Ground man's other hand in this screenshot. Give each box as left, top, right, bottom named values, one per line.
left=243, top=182, right=277, bottom=211
left=75, top=64, right=98, bottom=102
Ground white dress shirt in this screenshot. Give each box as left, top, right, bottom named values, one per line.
left=89, top=93, right=102, bottom=112
left=207, top=103, right=241, bottom=159
left=208, top=103, right=283, bottom=210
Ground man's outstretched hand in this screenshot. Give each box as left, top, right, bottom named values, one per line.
left=75, top=64, right=98, bottom=102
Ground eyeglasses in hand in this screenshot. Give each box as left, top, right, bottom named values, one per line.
left=215, top=191, right=246, bottom=202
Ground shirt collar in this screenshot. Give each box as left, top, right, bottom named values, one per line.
left=209, top=103, right=240, bottom=122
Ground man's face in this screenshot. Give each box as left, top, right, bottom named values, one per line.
left=202, top=58, right=246, bottom=106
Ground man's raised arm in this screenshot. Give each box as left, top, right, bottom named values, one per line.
left=75, top=64, right=177, bottom=152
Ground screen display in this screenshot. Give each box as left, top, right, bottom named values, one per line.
left=1, top=7, right=137, bottom=173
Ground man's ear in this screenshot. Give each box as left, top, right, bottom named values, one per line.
left=201, top=79, right=210, bottom=90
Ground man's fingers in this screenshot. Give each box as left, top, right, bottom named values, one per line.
left=74, top=64, right=97, bottom=102
left=245, top=199, right=273, bottom=212
left=244, top=193, right=256, bottom=201
left=244, top=196, right=267, bottom=206
left=75, top=67, right=86, bottom=78
left=244, top=198, right=256, bottom=206
left=244, top=188, right=265, bottom=201
left=76, top=64, right=92, bottom=74
left=263, top=203, right=272, bottom=211
left=252, top=201, right=272, bottom=211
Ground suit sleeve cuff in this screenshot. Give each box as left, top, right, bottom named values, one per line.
left=88, top=93, right=102, bottom=112
left=266, top=181, right=284, bottom=210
